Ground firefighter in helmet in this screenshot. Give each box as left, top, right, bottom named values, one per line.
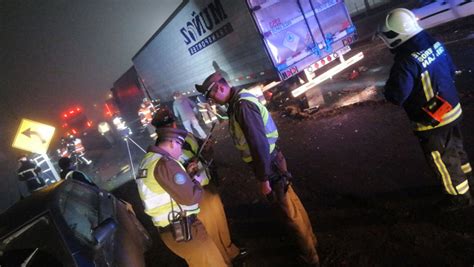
left=65, top=134, right=92, bottom=166
left=375, top=8, right=473, bottom=211
left=17, top=155, right=46, bottom=195
left=138, top=98, right=157, bottom=139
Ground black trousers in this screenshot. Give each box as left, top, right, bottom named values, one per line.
left=416, top=122, right=472, bottom=195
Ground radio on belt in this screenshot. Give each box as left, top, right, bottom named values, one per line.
left=422, top=94, right=452, bottom=126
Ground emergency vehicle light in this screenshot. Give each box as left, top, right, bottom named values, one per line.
left=291, top=52, right=364, bottom=97
left=105, top=103, right=112, bottom=117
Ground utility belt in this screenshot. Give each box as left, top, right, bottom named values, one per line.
left=18, top=169, right=37, bottom=179
left=161, top=211, right=197, bottom=242
left=158, top=214, right=197, bottom=233
left=421, top=94, right=452, bottom=127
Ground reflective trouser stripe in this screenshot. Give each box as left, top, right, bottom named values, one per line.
left=421, top=71, right=434, bottom=101
left=457, top=180, right=470, bottom=194
left=18, top=168, right=36, bottom=176
left=462, top=163, right=472, bottom=174
left=431, top=151, right=457, bottom=195
left=430, top=151, right=470, bottom=195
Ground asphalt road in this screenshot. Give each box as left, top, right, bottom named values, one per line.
left=105, top=17, right=474, bottom=267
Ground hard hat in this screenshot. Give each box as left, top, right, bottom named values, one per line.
left=151, top=107, right=175, bottom=128
left=376, top=8, right=423, bottom=49
left=195, top=72, right=224, bottom=97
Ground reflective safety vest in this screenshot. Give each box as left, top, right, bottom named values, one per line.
left=138, top=106, right=154, bottom=126
left=229, top=89, right=279, bottom=163
left=136, top=152, right=200, bottom=227
left=73, top=138, right=85, bottom=154
left=197, top=103, right=218, bottom=124
left=179, top=133, right=210, bottom=186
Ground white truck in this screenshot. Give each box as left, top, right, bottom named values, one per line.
left=412, top=0, right=474, bottom=29
left=132, top=0, right=362, bottom=103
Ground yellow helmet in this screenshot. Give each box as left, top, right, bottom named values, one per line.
left=376, top=8, right=423, bottom=49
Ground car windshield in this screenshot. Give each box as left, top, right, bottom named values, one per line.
left=0, top=215, right=74, bottom=266
left=58, top=181, right=100, bottom=244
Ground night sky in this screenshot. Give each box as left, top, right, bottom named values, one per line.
left=1, top=0, right=181, bottom=158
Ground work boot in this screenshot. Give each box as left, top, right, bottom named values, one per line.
left=232, top=248, right=249, bottom=266
left=437, top=191, right=474, bottom=212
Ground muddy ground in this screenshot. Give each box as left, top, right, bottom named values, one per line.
left=114, top=16, right=474, bottom=266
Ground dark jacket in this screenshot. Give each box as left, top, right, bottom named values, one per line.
left=60, top=169, right=97, bottom=187
left=17, top=160, right=45, bottom=192
left=384, top=31, right=461, bottom=131
left=227, top=88, right=273, bottom=181
left=18, top=160, right=41, bottom=181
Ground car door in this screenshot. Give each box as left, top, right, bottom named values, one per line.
left=57, top=180, right=115, bottom=266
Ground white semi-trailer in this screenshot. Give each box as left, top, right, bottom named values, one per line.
left=132, top=0, right=361, bottom=102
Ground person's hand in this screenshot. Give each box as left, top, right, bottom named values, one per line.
left=186, top=160, right=199, bottom=177
left=260, top=180, right=272, bottom=196
left=193, top=173, right=203, bottom=184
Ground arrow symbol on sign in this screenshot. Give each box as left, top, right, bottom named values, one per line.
left=22, top=128, right=46, bottom=144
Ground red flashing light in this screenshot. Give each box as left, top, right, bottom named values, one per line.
left=86, top=121, right=92, bottom=127
left=105, top=103, right=111, bottom=115
left=76, top=107, right=81, bottom=112
left=69, top=110, right=74, bottom=114
left=71, top=129, right=77, bottom=135
left=64, top=114, right=68, bottom=118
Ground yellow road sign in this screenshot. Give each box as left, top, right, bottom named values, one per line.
left=12, top=119, right=56, bottom=154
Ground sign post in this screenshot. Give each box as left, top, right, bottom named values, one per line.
left=12, top=119, right=60, bottom=181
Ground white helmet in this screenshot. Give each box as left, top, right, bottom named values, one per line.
left=376, top=8, right=423, bottom=49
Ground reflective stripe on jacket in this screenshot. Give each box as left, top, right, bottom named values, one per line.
left=136, top=152, right=200, bottom=227
left=229, top=89, right=279, bottom=163
left=179, top=133, right=210, bottom=186
left=384, top=31, right=462, bottom=131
